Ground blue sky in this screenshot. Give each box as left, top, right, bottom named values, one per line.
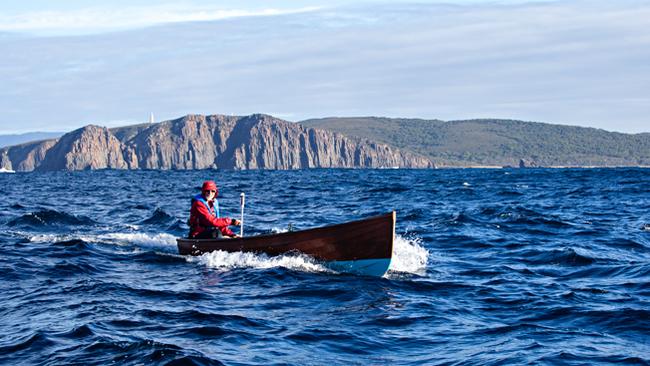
left=0, top=0, right=648, bottom=134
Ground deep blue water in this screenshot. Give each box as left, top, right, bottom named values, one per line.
left=1, top=168, right=649, bottom=365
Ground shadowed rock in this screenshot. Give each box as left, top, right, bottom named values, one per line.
left=36, top=125, right=131, bottom=171
left=0, top=114, right=434, bottom=171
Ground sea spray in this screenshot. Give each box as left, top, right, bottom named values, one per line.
left=190, top=250, right=329, bottom=273
left=28, top=232, right=178, bottom=252
left=388, top=234, right=429, bottom=275
left=188, top=234, right=428, bottom=276
left=100, top=232, right=178, bottom=252
left=27, top=230, right=428, bottom=276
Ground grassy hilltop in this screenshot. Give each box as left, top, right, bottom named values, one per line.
left=300, top=117, right=650, bottom=167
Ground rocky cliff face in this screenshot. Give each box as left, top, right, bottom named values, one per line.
left=0, top=139, right=58, bottom=171
left=36, top=125, right=133, bottom=171
left=1, top=114, right=434, bottom=171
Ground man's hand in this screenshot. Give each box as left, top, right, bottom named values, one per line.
left=231, top=219, right=241, bottom=226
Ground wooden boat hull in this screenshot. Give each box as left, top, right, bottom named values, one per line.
left=177, top=211, right=396, bottom=276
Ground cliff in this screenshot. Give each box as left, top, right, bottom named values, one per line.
left=0, top=139, right=58, bottom=171
left=36, top=125, right=133, bottom=171
left=0, top=114, right=434, bottom=171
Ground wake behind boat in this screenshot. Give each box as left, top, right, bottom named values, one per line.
left=177, top=211, right=396, bottom=277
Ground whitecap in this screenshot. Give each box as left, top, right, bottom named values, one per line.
left=28, top=232, right=178, bottom=253
left=270, top=227, right=289, bottom=234
left=100, top=232, right=177, bottom=252
left=189, top=250, right=330, bottom=274
left=28, top=233, right=96, bottom=243
left=387, top=234, right=429, bottom=276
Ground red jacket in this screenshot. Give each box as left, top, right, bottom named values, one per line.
left=189, top=195, right=235, bottom=238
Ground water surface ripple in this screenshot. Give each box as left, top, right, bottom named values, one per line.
left=1, top=169, right=649, bottom=365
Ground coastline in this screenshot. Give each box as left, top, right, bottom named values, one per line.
left=437, top=165, right=650, bottom=169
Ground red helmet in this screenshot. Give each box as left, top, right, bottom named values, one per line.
left=201, top=180, right=218, bottom=195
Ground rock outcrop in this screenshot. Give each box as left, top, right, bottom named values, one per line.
left=36, top=125, right=132, bottom=171
left=518, top=159, right=539, bottom=168
left=0, top=139, right=58, bottom=171
left=0, top=114, right=434, bottom=171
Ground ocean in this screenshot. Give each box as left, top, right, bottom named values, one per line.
left=1, top=168, right=649, bottom=365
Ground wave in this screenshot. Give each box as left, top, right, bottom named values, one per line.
left=97, top=232, right=178, bottom=253
left=401, top=208, right=427, bottom=221
left=55, top=324, right=95, bottom=339
left=140, top=208, right=175, bottom=225
left=24, top=228, right=428, bottom=278
left=51, top=260, right=99, bottom=275
left=520, top=248, right=598, bottom=266
left=388, top=235, right=429, bottom=275
left=445, top=211, right=482, bottom=225
left=53, top=238, right=89, bottom=247
left=7, top=209, right=95, bottom=228
left=72, top=338, right=218, bottom=365
left=367, top=186, right=411, bottom=194
left=496, top=189, right=524, bottom=196
left=22, top=230, right=429, bottom=277
left=185, top=234, right=428, bottom=278
left=26, top=232, right=178, bottom=255
left=537, top=354, right=649, bottom=365
left=189, top=250, right=330, bottom=274
left=24, top=231, right=424, bottom=276
left=0, top=331, right=55, bottom=354
left=131, top=250, right=188, bottom=265
left=488, top=206, right=573, bottom=228
left=3, top=169, right=650, bottom=365
left=166, top=219, right=187, bottom=233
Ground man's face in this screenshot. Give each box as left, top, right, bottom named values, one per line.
left=203, top=190, right=216, bottom=200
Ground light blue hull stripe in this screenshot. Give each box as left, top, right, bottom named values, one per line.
left=326, top=258, right=391, bottom=277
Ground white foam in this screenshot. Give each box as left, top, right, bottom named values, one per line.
left=189, top=250, right=330, bottom=273
left=191, top=234, right=428, bottom=277
left=27, top=230, right=429, bottom=277
left=388, top=235, right=429, bottom=275
left=28, top=233, right=96, bottom=243
left=270, top=227, right=289, bottom=234
left=100, top=232, right=178, bottom=252
left=27, top=232, right=178, bottom=253
left=101, top=232, right=176, bottom=246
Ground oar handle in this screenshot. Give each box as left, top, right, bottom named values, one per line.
left=239, top=193, right=245, bottom=237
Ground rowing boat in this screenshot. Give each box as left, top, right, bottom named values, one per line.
left=177, top=211, right=395, bottom=277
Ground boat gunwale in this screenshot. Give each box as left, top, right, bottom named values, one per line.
left=176, top=211, right=396, bottom=244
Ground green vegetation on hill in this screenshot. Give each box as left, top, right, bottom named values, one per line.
left=300, top=117, right=650, bottom=167
left=110, top=123, right=154, bottom=142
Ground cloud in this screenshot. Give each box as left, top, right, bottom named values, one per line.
left=0, top=1, right=649, bottom=133
left=0, top=4, right=322, bottom=35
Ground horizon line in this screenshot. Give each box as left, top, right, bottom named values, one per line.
left=1, top=112, right=648, bottom=136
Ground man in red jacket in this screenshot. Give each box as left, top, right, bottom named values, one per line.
left=188, top=180, right=240, bottom=239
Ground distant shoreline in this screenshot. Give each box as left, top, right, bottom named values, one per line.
left=442, top=165, right=650, bottom=169
left=3, top=166, right=650, bottom=174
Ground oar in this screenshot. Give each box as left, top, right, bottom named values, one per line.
left=239, top=192, right=245, bottom=237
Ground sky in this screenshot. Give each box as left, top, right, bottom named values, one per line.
left=0, top=0, right=648, bottom=134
